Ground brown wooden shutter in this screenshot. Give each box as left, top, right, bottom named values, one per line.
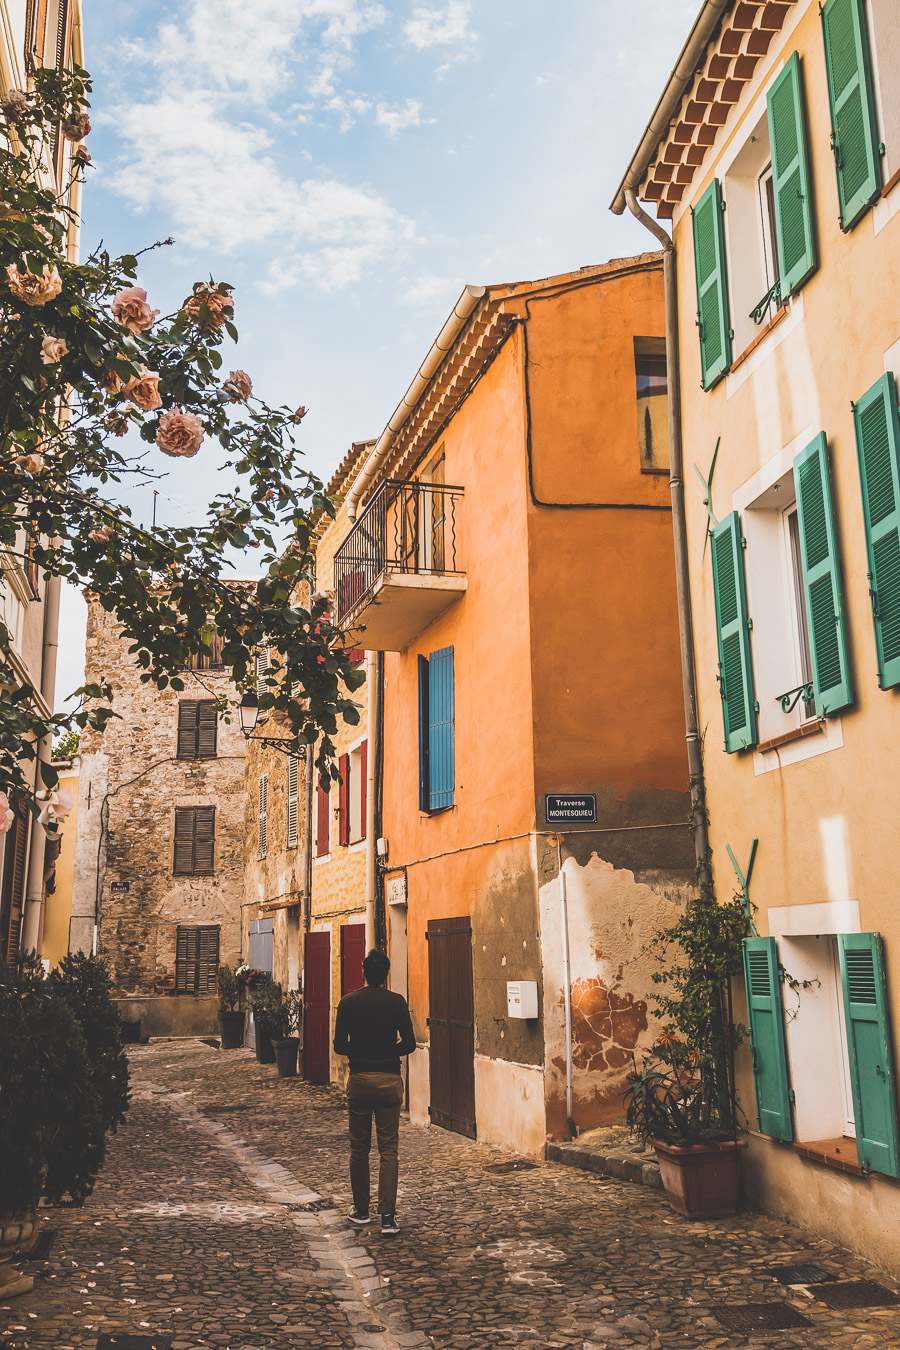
left=1, top=809, right=29, bottom=961
left=175, top=925, right=198, bottom=992
left=360, top=740, right=368, bottom=840
left=198, top=926, right=220, bottom=993
left=197, top=702, right=218, bottom=758
left=338, top=753, right=350, bottom=847
left=173, top=807, right=195, bottom=875
left=177, top=701, right=199, bottom=758
left=340, top=923, right=366, bottom=995
left=316, top=776, right=330, bottom=857
left=193, top=806, right=215, bottom=874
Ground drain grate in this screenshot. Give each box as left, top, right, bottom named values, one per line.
left=815, top=1280, right=900, bottom=1309
left=485, top=1161, right=539, bottom=1174
left=713, top=1304, right=812, bottom=1332
left=285, top=1198, right=335, bottom=1212
left=95, top=1336, right=172, bottom=1350
left=769, top=1261, right=836, bottom=1285
left=23, top=1228, right=57, bottom=1263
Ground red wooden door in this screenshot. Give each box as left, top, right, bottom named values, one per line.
left=303, top=931, right=331, bottom=1083
left=427, top=916, right=476, bottom=1139
left=341, top=923, right=366, bottom=996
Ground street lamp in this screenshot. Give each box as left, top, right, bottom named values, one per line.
left=238, top=691, right=297, bottom=754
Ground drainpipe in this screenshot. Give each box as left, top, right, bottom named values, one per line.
left=346, top=286, right=486, bottom=521
left=23, top=573, right=61, bottom=954
left=302, top=744, right=314, bottom=935
left=364, top=650, right=379, bottom=950
left=623, top=188, right=711, bottom=891
left=550, top=835, right=577, bottom=1139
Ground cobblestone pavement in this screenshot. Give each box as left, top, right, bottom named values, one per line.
left=3, top=1041, right=900, bottom=1350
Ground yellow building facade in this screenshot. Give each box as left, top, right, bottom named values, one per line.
left=615, top=0, right=900, bottom=1267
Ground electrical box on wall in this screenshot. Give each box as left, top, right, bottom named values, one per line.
left=506, top=980, right=538, bottom=1019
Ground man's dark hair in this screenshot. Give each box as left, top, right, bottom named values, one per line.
left=362, top=949, right=390, bottom=986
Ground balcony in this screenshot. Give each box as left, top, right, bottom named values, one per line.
left=334, top=480, right=466, bottom=651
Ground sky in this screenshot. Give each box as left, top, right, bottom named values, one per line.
left=56, top=0, right=698, bottom=709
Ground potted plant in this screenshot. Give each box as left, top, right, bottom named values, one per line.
left=270, top=990, right=302, bottom=1078
left=248, top=975, right=282, bottom=1064
left=216, top=965, right=245, bottom=1049
left=624, top=890, right=749, bottom=1219
left=0, top=952, right=130, bottom=1295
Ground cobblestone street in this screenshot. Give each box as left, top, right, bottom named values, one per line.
left=3, top=1041, right=900, bottom=1350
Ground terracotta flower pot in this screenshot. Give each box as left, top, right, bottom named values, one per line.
left=217, top=1010, right=245, bottom=1050
left=0, top=1211, right=38, bottom=1297
left=272, top=1037, right=299, bottom=1078
left=652, top=1136, right=747, bottom=1219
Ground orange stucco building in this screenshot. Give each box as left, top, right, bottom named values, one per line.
left=332, top=259, right=696, bottom=1155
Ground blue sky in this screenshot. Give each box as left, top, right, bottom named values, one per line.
left=57, top=0, right=697, bottom=704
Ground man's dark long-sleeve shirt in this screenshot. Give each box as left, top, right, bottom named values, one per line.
left=333, top=984, right=416, bottom=1074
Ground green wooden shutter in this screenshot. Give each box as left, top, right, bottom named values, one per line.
left=692, top=178, right=731, bottom=389
left=854, top=374, right=900, bottom=689
left=742, top=937, right=793, bottom=1141
left=822, top=0, right=882, bottom=231
left=286, top=754, right=300, bottom=849
left=838, top=933, right=900, bottom=1178
left=417, top=654, right=430, bottom=812
left=766, top=52, right=816, bottom=298
left=711, top=512, right=757, bottom=751
left=428, top=646, right=455, bottom=810
left=793, top=434, right=852, bottom=715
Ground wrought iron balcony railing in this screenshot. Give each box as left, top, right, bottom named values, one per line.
left=334, top=479, right=464, bottom=627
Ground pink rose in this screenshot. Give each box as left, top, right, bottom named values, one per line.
left=225, top=369, right=252, bottom=401
left=2, top=89, right=27, bottom=120
left=73, top=144, right=91, bottom=164
left=89, top=525, right=114, bottom=543
left=6, top=263, right=62, bottom=306
left=112, top=286, right=158, bottom=334
left=62, top=113, right=91, bottom=142
left=156, top=408, right=204, bottom=458
left=0, top=792, right=13, bottom=834
left=122, top=368, right=162, bottom=411
left=40, top=335, right=67, bottom=364
left=184, top=286, right=232, bottom=331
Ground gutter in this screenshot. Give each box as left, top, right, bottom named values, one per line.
left=346, top=285, right=486, bottom=521
left=609, top=0, right=731, bottom=216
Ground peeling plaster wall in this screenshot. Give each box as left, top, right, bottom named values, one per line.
left=474, top=1056, right=545, bottom=1158
left=539, top=843, right=691, bottom=1140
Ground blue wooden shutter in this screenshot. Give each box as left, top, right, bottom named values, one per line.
left=838, top=933, right=900, bottom=1178
left=821, top=0, right=882, bottom=231
left=711, top=512, right=757, bottom=752
left=766, top=52, right=817, bottom=298
left=793, top=434, right=852, bottom=715
left=854, top=374, right=900, bottom=690
left=742, top=937, right=793, bottom=1141
left=691, top=178, right=731, bottom=390
left=428, top=646, right=455, bottom=810
left=418, top=654, right=430, bottom=812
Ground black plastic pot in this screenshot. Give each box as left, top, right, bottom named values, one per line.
left=255, top=1024, right=275, bottom=1064
left=217, top=1010, right=245, bottom=1050
left=272, top=1037, right=299, bottom=1078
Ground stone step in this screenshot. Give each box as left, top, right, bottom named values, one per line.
left=546, top=1138, right=663, bottom=1190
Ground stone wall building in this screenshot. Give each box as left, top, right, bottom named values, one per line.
left=70, top=598, right=247, bottom=1037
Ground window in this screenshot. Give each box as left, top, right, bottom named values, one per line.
left=634, top=338, right=669, bottom=473
left=421, top=449, right=446, bottom=572
left=258, top=775, right=268, bottom=860
left=349, top=740, right=367, bottom=843
left=175, top=924, right=219, bottom=995
left=176, top=700, right=218, bottom=759
left=867, top=0, right=900, bottom=185
left=338, top=753, right=350, bottom=847
left=184, top=634, right=225, bottom=670
left=315, top=775, right=330, bottom=857
left=418, top=646, right=454, bottom=811
left=173, top=806, right=215, bottom=876
left=286, top=755, right=300, bottom=850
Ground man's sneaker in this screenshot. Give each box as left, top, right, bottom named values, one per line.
left=348, top=1205, right=370, bottom=1225
left=381, top=1213, right=400, bottom=1236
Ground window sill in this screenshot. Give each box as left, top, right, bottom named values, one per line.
left=793, top=1137, right=864, bottom=1177
left=730, top=305, right=788, bottom=374
left=882, top=167, right=900, bottom=201
left=756, top=719, right=824, bottom=755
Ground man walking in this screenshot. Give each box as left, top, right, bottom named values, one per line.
left=333, top=948, right=416, bottom=1236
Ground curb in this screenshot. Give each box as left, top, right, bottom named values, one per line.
left=546, top=1140, right=663, bottom=1190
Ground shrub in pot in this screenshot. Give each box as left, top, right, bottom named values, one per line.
left=269, top=991, right=302, bottom=1078
left=624, top=891, right=750, bottom=1219
left=248, top=976, right=282, bottom=1064
left=216, top=965, right=245, bottom=1049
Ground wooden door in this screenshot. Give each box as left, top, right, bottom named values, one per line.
left=303, top=930, right=331, bottom=1083
left=427, top=916, right=476, bottom=1139
left=341, top=923, right=366, bottom=996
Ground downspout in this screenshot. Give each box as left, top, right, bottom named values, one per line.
left=623, top=188, right=711, bottom=891
left=302, top=744, right=314, bottom=935
left=23, top=573, right=61, bottom=953
left=364, top=651, right=379, bottom=950
left=346, top=285, right=486, bottom=521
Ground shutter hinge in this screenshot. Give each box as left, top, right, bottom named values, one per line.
left=788, top=1088, right=796, bottom=1103
left=753, top=701, right=760, bottom=712
left=720, top=200, right=726, bottom=212
left=741, top=536, right=748, bottom=549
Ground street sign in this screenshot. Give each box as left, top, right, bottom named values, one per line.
left=385, top=871, right=407, bottom=906
left=110, top=881, right=130, bottom=893
left=544, top=794, right=597, bottom=825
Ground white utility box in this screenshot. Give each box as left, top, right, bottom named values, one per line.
left=506, top=980, right=538, bottom=1019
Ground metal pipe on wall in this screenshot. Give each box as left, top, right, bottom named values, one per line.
left=364, top=650, right=378, bottom=950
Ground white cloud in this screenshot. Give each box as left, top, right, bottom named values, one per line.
left=399, top=274, right=455, bottom=306
left=375, top=99, right=425, bottom=135
left=403, top=0, right=474, bottom=50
